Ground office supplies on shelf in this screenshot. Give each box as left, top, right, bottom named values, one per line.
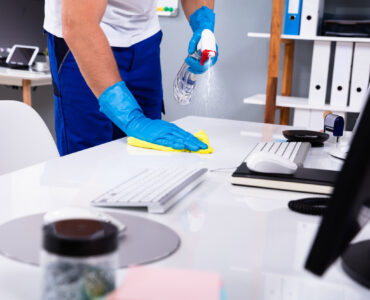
left=127, top=130, right=213, bottom=154
left=231, top=163, right=337, bottom=195
left=283, top=130, right=329, bottom=147
left=308, top=41, right=331, bottom=106
left=108, top=267, right=222, bottom=300
left=349, top=43, right=370, bottom=111
left=330, top=42, right=354, bottom=107
left=91, top=168, right=207, bottom=213
left=321, top=16, right=370, bottom=38
left=245, top=141, right=311, bottom=174
left=324, top=112, right=344, bottom=142
left=283, top=0, right=303, bottom=35
left=300, top=0, right=325, bottom=37
left=288, top=197, right=329, bottom=216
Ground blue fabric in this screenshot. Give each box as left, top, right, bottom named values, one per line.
left=99, top=82, right=208, bottom=151
left=47, top=31, right=164, bottom=156
left=186, top=6, right=218, bottom=74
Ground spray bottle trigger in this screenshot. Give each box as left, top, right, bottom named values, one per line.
left=200, top=50, right=217, bottom=66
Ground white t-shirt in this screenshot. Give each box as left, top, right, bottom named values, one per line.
left=44, top=0, right=161, bottom=47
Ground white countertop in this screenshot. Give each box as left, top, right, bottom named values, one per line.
left=0, top=116, right=368, bottom=299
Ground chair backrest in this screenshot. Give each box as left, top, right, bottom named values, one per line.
left=0, top=100, right=59, bottom=175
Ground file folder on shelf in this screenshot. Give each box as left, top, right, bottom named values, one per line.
left=300, top=0, right=325, bottom=37
left=308, top=41, right=331, bottom=106
left=349, top=43, right=370, bottom=111
left=330, top=42, right=354, bottom=107
left=284, top=0, right=303, bottom=35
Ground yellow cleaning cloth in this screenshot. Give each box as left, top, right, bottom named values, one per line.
left=127, top=130, right=214, bottom=154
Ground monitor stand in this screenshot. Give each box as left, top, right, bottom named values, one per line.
left=329, top=144, right=349, bottom=160
left=341, top=240, right=370, bottom=289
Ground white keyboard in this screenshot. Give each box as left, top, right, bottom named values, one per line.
left=245, top=141, right=311, bottom=174
left=91, top=168, right=207, bottom=213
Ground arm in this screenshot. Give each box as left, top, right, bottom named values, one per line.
left=181, top=0, right=217, bottom=75
left=62, top=0, right=120, bottom=97
left=181, top=0, right=214, bottom=20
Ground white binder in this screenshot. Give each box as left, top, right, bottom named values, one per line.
left=330, top=42, right=354, bottom=108
left=308, top=110, right=325, bottom=131
left=293, top=109, right=311, bottom=128
left=308, top=41, right=331, bottom=106
left=300, top=0, right=325, bottom=37
left=349, top=43, right=370, bottom=111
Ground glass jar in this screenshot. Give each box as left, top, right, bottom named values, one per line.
left=41, top=219, right=118, bottom=300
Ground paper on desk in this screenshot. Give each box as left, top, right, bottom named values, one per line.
left=106, top=266, right=222, bottom=300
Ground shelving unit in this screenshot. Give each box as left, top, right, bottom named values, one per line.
left=247, top=0, right=370, bottom=129
left=247, top=32, right=370, bottom=43
left=244, top=94, right=362, bottom=113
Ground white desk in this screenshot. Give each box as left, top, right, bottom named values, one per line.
left=0, top=67, right=51, bottom=106
left=0, top=116, right=369, bottom=299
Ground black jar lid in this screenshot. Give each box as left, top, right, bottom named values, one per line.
left=43, top=219, right=118, bottom=257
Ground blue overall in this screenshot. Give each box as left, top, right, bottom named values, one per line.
left=47, top=31, right=164, bottom=156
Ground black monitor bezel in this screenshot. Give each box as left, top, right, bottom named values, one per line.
left=305, top=88, right=370, bottom=275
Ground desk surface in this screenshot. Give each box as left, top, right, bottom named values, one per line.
left=0, top=116, right=369, bottom=299
left=0, top=66, right=51, bottom=86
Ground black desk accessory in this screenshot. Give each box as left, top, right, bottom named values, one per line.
left=231, top=163, right=338, bottom=195
left=288, top=197, right=329, bottom=216
left=283, top=130, right=329, bottom=147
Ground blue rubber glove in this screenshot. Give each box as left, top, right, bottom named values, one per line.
left=185, top=6, right=218, bottom=75
left=98, top=81, right=208, bottom=151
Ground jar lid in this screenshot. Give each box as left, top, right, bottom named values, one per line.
left=43, top=219, right=118, bottom=257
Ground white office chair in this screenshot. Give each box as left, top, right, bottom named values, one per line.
left=0, top=100, right=59, bottom=175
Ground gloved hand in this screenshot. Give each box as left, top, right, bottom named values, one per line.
left=98, top=81, right=208, bottom=151
left=186, top=6, right=218, bottom=75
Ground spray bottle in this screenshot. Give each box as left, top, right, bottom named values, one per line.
left=173, top=29, right=217, bottom=105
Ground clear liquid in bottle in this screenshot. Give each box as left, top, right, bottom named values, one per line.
left=173, top=61, right=197, bottom=105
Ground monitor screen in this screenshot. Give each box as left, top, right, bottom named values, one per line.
left=8, top=47, right=36, bottom=65
left=305, top=87, right=370, bottom=288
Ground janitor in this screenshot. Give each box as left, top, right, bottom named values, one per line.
left=44, top=0, right=218, bottom=156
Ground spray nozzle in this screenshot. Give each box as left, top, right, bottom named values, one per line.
left=196, top=29, right=217, bottom=66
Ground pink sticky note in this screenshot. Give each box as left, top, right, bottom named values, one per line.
left=109, top=267, right=222, bottom=300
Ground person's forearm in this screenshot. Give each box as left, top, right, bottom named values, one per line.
left=181, top=0, right=214, bottom=20
left=62, top=0, right=121, bottom=98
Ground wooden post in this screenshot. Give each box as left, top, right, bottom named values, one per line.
left=264, top=0, right=284, bottom=124
left=280, top=40, right=295, bottom=125
left=22, top=79, right=32, bottom=106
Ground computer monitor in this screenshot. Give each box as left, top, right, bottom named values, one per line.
left=305, top=86, right=370, bottom=288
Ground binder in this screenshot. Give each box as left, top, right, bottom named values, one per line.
left=349, top=43, right=370, bottom=111
left=283, top=0, right=303, bottom=35
left=309, top=110, right=325, bottom=131
left=293, top=109, right=310, bottom=128
left=330, top=42, right=354, bottom=107
left=300, top=0, right=325, bottom=37
left=308, top=41, right=331, bottom=106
